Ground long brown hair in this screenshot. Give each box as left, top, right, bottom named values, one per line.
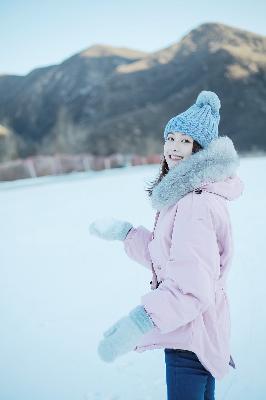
left=145, top=140, right=203, bottom=197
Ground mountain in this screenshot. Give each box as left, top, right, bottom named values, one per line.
left=0, top=22, right=266, bottom=162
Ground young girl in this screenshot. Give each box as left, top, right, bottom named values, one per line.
left=89, top=91, right=244, bottom=400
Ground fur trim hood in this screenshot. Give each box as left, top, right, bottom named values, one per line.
left=150, top=136, right=244, bottom=211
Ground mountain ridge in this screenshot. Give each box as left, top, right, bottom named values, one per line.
left=0, top=22, right=266, bottom=162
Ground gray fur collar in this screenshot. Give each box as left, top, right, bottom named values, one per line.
left=150, top=136, right=240, bottom=211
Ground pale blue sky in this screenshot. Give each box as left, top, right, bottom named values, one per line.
left=1, top=0, right=265, bottom=76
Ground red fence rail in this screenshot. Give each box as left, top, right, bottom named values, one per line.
left=0, top=153, right=163, bottom=181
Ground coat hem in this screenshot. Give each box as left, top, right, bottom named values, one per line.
left=133, top=343, right=230, bottom=380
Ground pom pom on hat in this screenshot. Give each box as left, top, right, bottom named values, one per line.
left=163, top=90, right=222, bottom=148
left=195, top=91, right=221, bottom=116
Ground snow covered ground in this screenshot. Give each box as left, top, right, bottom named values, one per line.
left=0, top=157, right=265, bottom=400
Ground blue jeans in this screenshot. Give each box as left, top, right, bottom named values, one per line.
left=164, top=349, right=215, bottom=400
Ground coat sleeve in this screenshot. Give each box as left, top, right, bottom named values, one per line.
left=123, top=226, right=153, bottom=270
left=140, top=198, right=220, bottom=334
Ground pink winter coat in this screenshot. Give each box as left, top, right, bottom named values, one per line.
left=123, top=136, right=244, bottom=380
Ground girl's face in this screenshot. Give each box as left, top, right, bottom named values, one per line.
left=164, top=131, right=194, bottom=169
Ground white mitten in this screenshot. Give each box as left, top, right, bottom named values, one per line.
left=89, top=217, right=133, bottom=241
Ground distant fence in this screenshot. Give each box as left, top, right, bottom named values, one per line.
left=0, top=153, right=162, bottom=181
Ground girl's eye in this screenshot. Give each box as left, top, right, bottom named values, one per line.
left=168, top=137, right=190, bottom=143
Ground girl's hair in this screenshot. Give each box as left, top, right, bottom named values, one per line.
left=145, top=139, right=203, bottom=198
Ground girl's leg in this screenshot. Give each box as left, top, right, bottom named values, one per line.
left=204, top=373, right=215, bottom=400
left=164, top=349, right=215, bottom=400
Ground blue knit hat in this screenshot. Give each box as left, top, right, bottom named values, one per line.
left=163, top=90, right=221, bottom=148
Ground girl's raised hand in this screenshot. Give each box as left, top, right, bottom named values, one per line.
left=89, top=217, right=133, bottom=241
